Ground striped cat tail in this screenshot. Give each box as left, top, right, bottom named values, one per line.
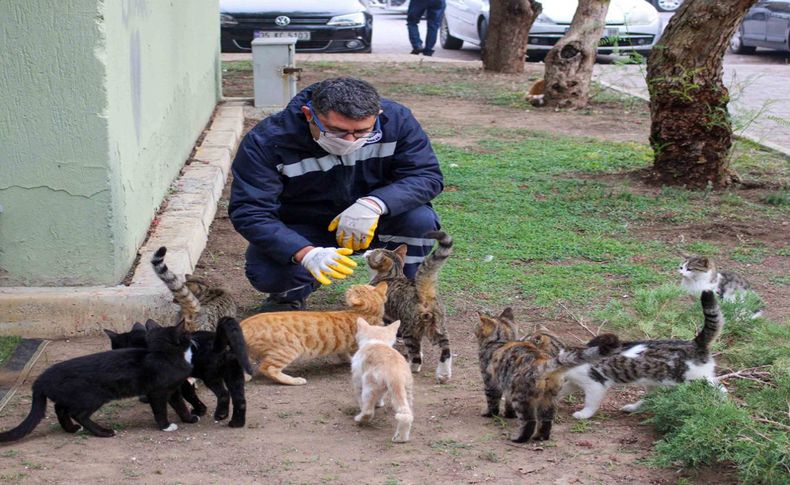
left=415, top=231, right=453, bottom=303
left=151, top=246, right=201, bottom=322
left=694, top=290, right=724, bottom=350
left=215, top=316, right=256, bottom=376
left=0, top=389, right=47, bottom=442
left=544, top=333, right=621, bottom=373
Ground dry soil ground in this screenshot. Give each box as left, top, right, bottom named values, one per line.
left=2, top=61, right=787, bottom=484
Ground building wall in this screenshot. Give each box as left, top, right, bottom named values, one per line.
left=0, top=0, right=220, bottom=286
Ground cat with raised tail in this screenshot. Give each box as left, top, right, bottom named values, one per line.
left=352, top=318, right=414, bottom=443
left=0, top=321, right=196, bottom=442
left=151, top=246, right=237, bottom=331
left=476, top=308, right=620, bottom=442
left=365, top=230, right=454, bottom=383
left=679, top=255, right=762, bottom=318
left=557, top=290, right=726, bottom=420
left=241, top=283, right=388, bottom=386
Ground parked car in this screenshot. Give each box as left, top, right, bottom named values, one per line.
left=220, top=0, right=373, bottom=53
left=362, top=0, right=410, bottom=13
left=730, top=0, right=790, bottom=54
left=441, top=0, right=662, bottom=59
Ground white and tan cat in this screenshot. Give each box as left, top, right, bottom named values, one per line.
left=352, top=318, right=414, bottom=443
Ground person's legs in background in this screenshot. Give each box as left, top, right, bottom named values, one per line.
left=422, top=0, right=446, bottom=56
left=406, top=0, right=428, bottom=54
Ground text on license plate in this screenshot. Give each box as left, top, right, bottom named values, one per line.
left=603, top=28, right=620, bottom=37
left=254, top=31, right=311, bottom=41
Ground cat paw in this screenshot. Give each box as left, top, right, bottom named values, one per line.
left=228, top=418, right=245, bottom=428
left=620, top=401, right=643, bottom=413
left=572, top=409, right=595, bottom=420
left=503, top=410, right=517, bottom=419
left=290, top=377, right=307, bottom=386
left=161, top=423, right=178, bottom=432
left=214, top=411, right=229, bottom=421
left=182, top=414, right=199, bottom=424
left=354, top=412, right=373, bottom=424
left=435, top=359, right=452, bottom=384
left=243, top=373, right=253, bottom=383
left=391, top=434, right=410, bottom=443
left=192, top=405, right=208, bottom=417
left=481, top=410, right=498, bottom=418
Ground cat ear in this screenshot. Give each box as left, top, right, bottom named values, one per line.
left=499, top=307, right=514, bottom=322
left=174, top=319, right=187, bottom=333
left=374, top=281, right=388, bottom=295
left=132, top=321, right=145, bottom=332
left=144, top=319, right=162, bottom=331
left=104, top=329, right=118, bottom=338
left=388, top=320, right=401, bottom=336
left=394, top=244, right=408, bottom=262
left=356, top=317, right=370, bottom=330
left=346, top=287, right=362, bottom=307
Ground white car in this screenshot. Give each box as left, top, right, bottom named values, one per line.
left=362, top=0, right=409, bottom=13
left=441, top=0, right=663, bottom=59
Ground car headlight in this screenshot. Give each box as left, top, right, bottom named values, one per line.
left=624, top=8, right=658, bottom=26
left=535, top=13, right=556, bottom=24
left=220, top=13, right=238, bottom=27
left=327, top=12, right=367, bottom=27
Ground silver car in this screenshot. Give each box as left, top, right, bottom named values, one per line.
left=441, top=0, right=663, bottom=59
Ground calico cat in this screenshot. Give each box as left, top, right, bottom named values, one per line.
left=151, top=246, right=237, bottom=331
left=0, top=320, right=196, bottom=442
left=105, top=317, right=255, bottom=427
left=241, top=282, right=388, bottom=386
left=679, top=256, right=761, bottom=317
left=476, top=308, right=620, bottom=442
left=365, top=230, right=453, bottom=383
left=352, top=318, right=414, bottom=443
left=558, top=290, right=725, bottom=420
left=525, top=79, right=545, bottom=106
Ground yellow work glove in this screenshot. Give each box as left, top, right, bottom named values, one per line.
left=300, top=247, right=357, bottom=285
left=328, top=198, right=383, bottom=251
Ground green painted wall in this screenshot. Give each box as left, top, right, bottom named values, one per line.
left=0, top=0, right=220, bottom=286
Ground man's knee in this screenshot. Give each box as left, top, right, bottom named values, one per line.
left=245, top=246, right=308, bottom=294
left=386, top=205, right=439, bottom=237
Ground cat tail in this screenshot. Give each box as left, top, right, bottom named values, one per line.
left=151, top=246, right=201, bottom=321
left=694, top=290, right=724, bottom=350
left=414, top=231, right=453, bottom=305
left=542, top=334, right=621, bottom=374
left=0, top=389, right=47, bottom=442
left=215, top=316, right=256, bottom=376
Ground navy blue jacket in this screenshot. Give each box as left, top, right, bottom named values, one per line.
left=229, top=84, right=444, bottom=264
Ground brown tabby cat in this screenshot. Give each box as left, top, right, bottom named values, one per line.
left=151, top=247, right=237, bottom=332
left=240, top=283, right=388, bottom=386
left=365, top=231, right=453, bottom=383
left=476, top=308, right=620, bottom=442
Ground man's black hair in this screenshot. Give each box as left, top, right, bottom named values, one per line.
left=310, top=77, right=381, bottom=120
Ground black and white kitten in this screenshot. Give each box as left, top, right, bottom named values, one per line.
left=0, top=320, right=196, bottom=442
left=106, top=317, right=254, bottom=427
left=553, top=291, right=726, bottom=419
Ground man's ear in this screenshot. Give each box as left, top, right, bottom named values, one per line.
left=301, top=105, right=312, bottom=120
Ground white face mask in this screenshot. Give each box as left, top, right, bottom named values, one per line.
left=315, top=132, right=368, bottom=156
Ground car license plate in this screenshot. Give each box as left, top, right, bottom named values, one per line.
left=254, top=31, right=311, bottom=41
left=603, top=27, right=620, bottom=38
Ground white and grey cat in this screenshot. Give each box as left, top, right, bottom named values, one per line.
left=548, top=291, right=725, bottom=419
left=679, top=255, right=762, bottom=318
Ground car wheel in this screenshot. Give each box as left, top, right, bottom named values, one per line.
left=526, top=50, right=546, bottom=62
left=478, top=17, right=489, bottom=51
left=440, top=15, right=464, bottom=50
left=729, top=29, right=756, bottom=54
left=652, top=0, right=683, bottom=12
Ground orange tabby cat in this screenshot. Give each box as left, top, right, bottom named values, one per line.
left=240, top=283, right=388, bottom=386
left=352, top=317, right=414, bottom=443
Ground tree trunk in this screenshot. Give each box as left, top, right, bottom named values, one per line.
left=542, top=0, right=610, bottom=109
left=647, top=0, right=757, bottom=189
left=483, top=0, right=542, bottom=73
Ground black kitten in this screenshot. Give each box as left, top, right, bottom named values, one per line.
left=106, top=317, right=254, bottom=427
left=0, top=320, right=197, bottom=442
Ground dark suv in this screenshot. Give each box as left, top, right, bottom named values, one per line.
left=221, top=0, right=373, bottom=53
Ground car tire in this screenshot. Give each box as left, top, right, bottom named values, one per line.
left=729, top=29, right=756, bottom=54
left=478, top=17, right=489, bottom=51
left=440, top=15, right=464, bottom=50
left=652, top=0, right=683, bottom=12
left=526, top=50, right=546, bottom=62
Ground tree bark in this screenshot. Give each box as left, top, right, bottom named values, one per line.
left=647, top=0, right=757, bottom=189
left=542, top=0, right=610, bottom=109
left=483, top=0, right=542, bottom=73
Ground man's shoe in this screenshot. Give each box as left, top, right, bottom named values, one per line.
left=254, top=297, right=306, bottom=313
left=423, top=50, right=434, bottom=56
left=410, top=48, right=423, bottom=55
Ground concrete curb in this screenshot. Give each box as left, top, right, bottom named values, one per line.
left=596, top=79, right=790, bottom=159
left=0, top=101, right=246, bottom=339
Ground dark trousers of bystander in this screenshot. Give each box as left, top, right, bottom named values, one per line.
left=406, top=0, right=446, bottom=55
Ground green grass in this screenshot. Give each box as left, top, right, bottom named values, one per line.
left=0, top=336, right=21, bottom=368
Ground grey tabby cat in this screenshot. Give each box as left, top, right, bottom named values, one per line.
left=151, top=247, right=237, bottom=332
left=679, top=255, right=762, bottom=317
left=365, top=231, right=453, bottom=383
left=553, top=290, right=725, bottom=419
